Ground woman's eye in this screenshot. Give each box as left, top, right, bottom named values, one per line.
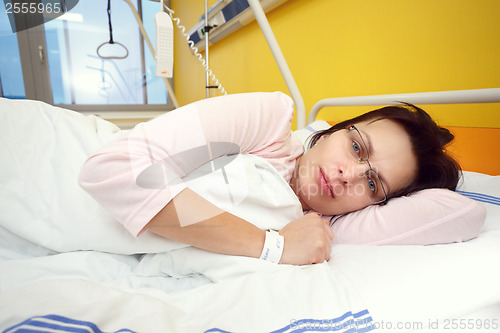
left=351, top=140, right=361, bottom=154
left=367, top=177, right=376, bottom=193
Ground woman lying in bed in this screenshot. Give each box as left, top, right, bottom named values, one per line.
left=79, top=92, right=463, bottom=266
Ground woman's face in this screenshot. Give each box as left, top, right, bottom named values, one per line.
left=291, top=118, right=418, bottom=215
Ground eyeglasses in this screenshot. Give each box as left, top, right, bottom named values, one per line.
left=346, top=125, right=388, bottom=205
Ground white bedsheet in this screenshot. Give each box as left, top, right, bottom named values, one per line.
left=1, top=98, right=499, bottom=332
left=1, top=180, right=499, bottom=333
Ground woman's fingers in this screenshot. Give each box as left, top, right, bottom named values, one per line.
left=279, top=213, right=335, bottom=265
left=323, top=218, right=334, bottom=240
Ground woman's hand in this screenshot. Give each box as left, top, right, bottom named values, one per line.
left=279, top=213, right=334, bottom=265
left=147, top=189, right=334, bottom=266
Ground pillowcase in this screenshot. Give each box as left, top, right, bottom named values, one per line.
left=329, top=188, right=485, bottom=245
left=293, top=121, right=486, bottom=245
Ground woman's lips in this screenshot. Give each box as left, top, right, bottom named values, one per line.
left=319, top=168, right=334, bottom=198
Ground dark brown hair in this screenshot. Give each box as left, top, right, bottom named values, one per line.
left=308, top=103, right=462, bottom=199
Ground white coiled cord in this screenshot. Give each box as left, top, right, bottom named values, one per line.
left=163, top=5, right=227, bottom=96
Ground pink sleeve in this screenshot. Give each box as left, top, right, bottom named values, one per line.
left=78, top=92, right=302, bottom=236
left=330, top=189, right=486, bottom=245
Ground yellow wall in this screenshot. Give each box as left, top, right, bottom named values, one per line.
left=171, top=0, right=500, bottom=129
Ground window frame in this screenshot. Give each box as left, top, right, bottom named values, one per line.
left=7, top=0, right=175, bottom=113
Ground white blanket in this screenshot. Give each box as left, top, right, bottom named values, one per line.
left=1, top=98, right=499, bottom=333
left=0, top=97, right=303, bottom=256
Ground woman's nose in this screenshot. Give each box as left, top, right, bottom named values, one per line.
left=340, top=161, right=369, bottom=183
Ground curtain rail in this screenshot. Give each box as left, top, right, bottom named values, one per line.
left=308, top=88, right=500, bottom=125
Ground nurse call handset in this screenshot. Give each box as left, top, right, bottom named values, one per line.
left=160, top=4, right=226, bottom=95
left=154, top=11, right=174, bottom=78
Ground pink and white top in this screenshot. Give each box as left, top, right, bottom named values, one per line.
left=79, top=92, right=304, bottom=236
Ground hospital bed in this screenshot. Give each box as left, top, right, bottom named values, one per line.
left=0, top=89, right=499, bottom=333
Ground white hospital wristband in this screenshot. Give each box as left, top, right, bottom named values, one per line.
left=259, top=230, right=284, bottom=264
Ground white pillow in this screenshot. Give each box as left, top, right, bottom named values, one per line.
left=330, top=188, right=485, bottom=245
left=293, top=122, right=486, bottom=245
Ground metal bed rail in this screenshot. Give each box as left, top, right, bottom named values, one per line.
left=248, top=0, right=306, bottom=129
left=308, top=88, right=500, bottom=125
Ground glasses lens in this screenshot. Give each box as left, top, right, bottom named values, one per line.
left=347, top=127, right=369, bottom=160
left=347, top=126, right=387, bottom=204
left=364, top=169, right=386, bottom=203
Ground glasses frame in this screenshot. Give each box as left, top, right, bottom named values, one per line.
left=346, top=125, right=388, bottom=205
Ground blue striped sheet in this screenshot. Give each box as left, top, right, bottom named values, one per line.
left=457, top=191, right=500, bottom=206
left=2, top=314, right=136, bottom=333
left=6, top=311, right=375, bottom=333
left=206, top=309, right=375, bottom=333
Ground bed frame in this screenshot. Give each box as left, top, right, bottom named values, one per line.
left=307, top=88, right=500, bottom=125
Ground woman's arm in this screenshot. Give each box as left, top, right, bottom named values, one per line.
left=146, top=188, right=334, bottom=265
left=79, top=92, right=301, bottom=236
left=80, top=92, right=332, bottom=264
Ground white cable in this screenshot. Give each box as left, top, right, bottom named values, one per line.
left=163, top=4, right=227, bottom=96
left=122, top=0, right=179, bottom=108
